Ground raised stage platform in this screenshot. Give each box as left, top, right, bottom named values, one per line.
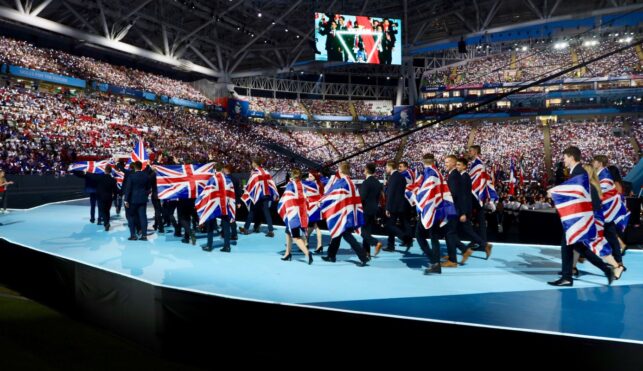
left=1, top=199, right=642, bottom=363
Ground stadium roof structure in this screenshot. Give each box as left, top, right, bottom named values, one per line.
left=0, top=0, right=639, bottom=80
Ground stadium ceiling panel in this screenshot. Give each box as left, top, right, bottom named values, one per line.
left=0, top=0, right=632, bottom=78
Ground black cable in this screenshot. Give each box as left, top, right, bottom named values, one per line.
left=322, top=37, right=643, bottom=169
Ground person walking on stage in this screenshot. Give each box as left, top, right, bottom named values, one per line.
left=361, top=163, right=383, bottom=257
left=240, top=157, right=279, bottom=238
left=320, top=162, right=370, bottom=267
left=277, top=168, right=313, bottom=264
left=196, top=163, right=236, bottom=252
left=384, top=160, right=412, bottom=252
left=124, top=161, right=151, bottom=241
left=0, top=169, right=14, bottom=214
left=223, top=164, right=243, bottom=242
left=74, top=165, right=118, bottom=231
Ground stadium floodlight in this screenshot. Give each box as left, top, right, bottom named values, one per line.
left=553, top=41, right=568, bottom=49
left=521, top=46, right=528, bottom=51
left=618, top=37, right=633, bottom=43
left=583, top=40, right=599, bottom=47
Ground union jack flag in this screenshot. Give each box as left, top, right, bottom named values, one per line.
left=241, top=167, right=279, bottom=208
left=278, top=180, right=310, bottom=232
left=400, top=168, right=418, bottom=205
left=597, top=167, right=630, bottom=231
left=68, top=160, right=110, bottom=174
left=302, top=179, right=324, bottom=223
left=587, top=209, right=612, bottom=257
left=130, top=138, right=149, bottom=169
left=408, top=165, right=457, bottom=229
left=550, top=174, right=597, bottom=246
left=469, top=157, right=498, bottom=205
left=195, top=172, right=236, bottom=225
left=155, top=163, right=214, bottom=200
left=111, top=168, right=125, bottom=189
left=508, top=157, right=517, bottom=196
left=320, top=173, right=364, bottom=238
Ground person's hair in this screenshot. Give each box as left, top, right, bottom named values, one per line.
left=223, top=164, right=233, bottom=173
left=386, top=160, right=397, bottom=168
left=469, top=145, right=481, bottom=155
left=584, top=164, right=602, bottom=198
left=607, top=165, right=622, bottom=182
left=133, top=161, right=142, bottom=170
left=399, top=161, right=409, bottom=168
left=104, top=164, right=112, bottom=174
left=456, top=157, right=468, bottom=166
left=445, top=155, right=457, bottom=161
left=252, top=157, right=263, bottom=166
left=291, top=168, right=302, bottom=180
left=592, top=155, right=609, bottom=167
left=563, top=146, right=581, bottom=162
left=215, top=163, right=224, bottom=172
left=339, top=162, right=350, bottom=175
left=365, top=163, right=376, bottom=175
left=422, top=153, right=435, bottom=165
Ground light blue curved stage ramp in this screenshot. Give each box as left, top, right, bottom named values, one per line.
left=1, top=199, right=642, bottom=344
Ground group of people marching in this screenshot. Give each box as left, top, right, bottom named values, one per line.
left=70, top=140, right=631, bottom=284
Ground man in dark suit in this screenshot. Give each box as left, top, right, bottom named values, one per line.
left=548, top=146, right=614, bottom=286
left=224, top=164, right=242, bottom=241
left=146, top=164, right=164, bottom=233
left=442, top=155, right=469, bottom=267
left=124, top=161, right=151, bottom=241
left=384, top=160, right=412, bottom=252
left=82, top=168, right=99, bottom=224
left=456, top=157, right=492, bottom=262
left=360, top=163, right=383, bottom=257
left=74, top=165, right=118, bottom=231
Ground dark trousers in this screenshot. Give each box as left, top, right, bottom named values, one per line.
left=89, top=192, right=97, bottom=221
left=361, top=214, right=380, bottom=254
left=230, top=220, right=238, bottom=239
left=386, top=211, right=411, bottom=248
left=207, top=217, right=231, bottom=249
left=152, top=197, right=163, bottom=231
left=128, top=202, right=147, bottom=237
left=98, top=198, right=112, bottom=226
left=458, top=217, right=486, bottom=247
left=163, top=200, right=178, bottom=228
left=473, top=204, right=487, bottom=247
left=445, top=219, right=465, bottom=263
left=0, top=190, right=7, bottom=209
left=327, top=229, right=368, bottom=263
left=561, top=240, right=611, bottom=281
left=416, top=222, right=441, bottom=265
left=114, top=194, right=123, bottom=214
left=244, top=199, right=273, bottom=232
left=603, top=222, right=623, bottom=264
left=177, top=199, right=195, bottom=240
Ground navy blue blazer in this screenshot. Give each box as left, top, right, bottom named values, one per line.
left=447, top=169, right=466, bottom=217
left=385, top=171, right=408, bottom=213
left=124, top=170, right=151, bottom=204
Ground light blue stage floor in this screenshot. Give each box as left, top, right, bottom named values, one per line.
left=1, top=199, right=642, bottom=344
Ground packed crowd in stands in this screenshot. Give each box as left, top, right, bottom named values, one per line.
left=402, top=121, right=471, bottom=167
left=353, top=100, right=394, bottom=116
left=474, top=120, right=546, bottom=182
left=422, top=37, right=641, bottom=88
left=244, top=96, right=307, bottom=115
left=550, top=117, right=638, bottom=175
left=0, top=36, right=209, bottom=102
left=303, top=99, right=353, bottom=116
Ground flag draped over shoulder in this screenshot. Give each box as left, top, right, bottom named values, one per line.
left=320, top=173, right=364, bottom=238
left=278, top=180, right=310, bottom=232
left=469, top=157, right=498, bottom=205
left=195, top=172, right=236, bottom=225
left=597, top=167, right=630, bottom=232
left=130, top=138, right=149, bottom=169
left=155, top=163, right=214, bottom=200
left=241, top=167, right=279, bottom=208
left=302, top=179, right=324, bottom=223
left=407, top=165, right=457, bottom=229
left=550, top=174, right=597, bottom=245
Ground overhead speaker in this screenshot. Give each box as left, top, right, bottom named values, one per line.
left=458, top=39, right=467, bottom=53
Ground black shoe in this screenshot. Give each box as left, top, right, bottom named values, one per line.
left=357, top=259, right=369, bottom=267
left=548, top=278, right=573, bottom=287
left=231, top=236, right=238, bottom=241
left=104, top=224, right=110, bottom=232
left=557, top=268, right=580, bottom=277
left=605, top=266, right=614, bottom=286
left=128, top=236, right=137, bottom=241
left=90, top=219, right=95, bottom=224
left=97, top=221, right=103, bottom=226
left=220, top=247, right=231, bottom=253
left=202, top=245, right=213, bottom=252
left=314, top=246, right=323, bottom=254
left=158, top=228, right=164, bottom=233
left=424, top=263, right=442, bottom=275
left=266, top=231, right=275, bottom=238
left=174, top=233, right=182, bottom=238
left=321, top=256, right=336, bottom=263
left=281, top=253, right=292, bottom=261
left=138, top=236, right=147, bottom=241
left=308, top=254, right=313, bottom=265
left=181, top=238, right=190, bottom=244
